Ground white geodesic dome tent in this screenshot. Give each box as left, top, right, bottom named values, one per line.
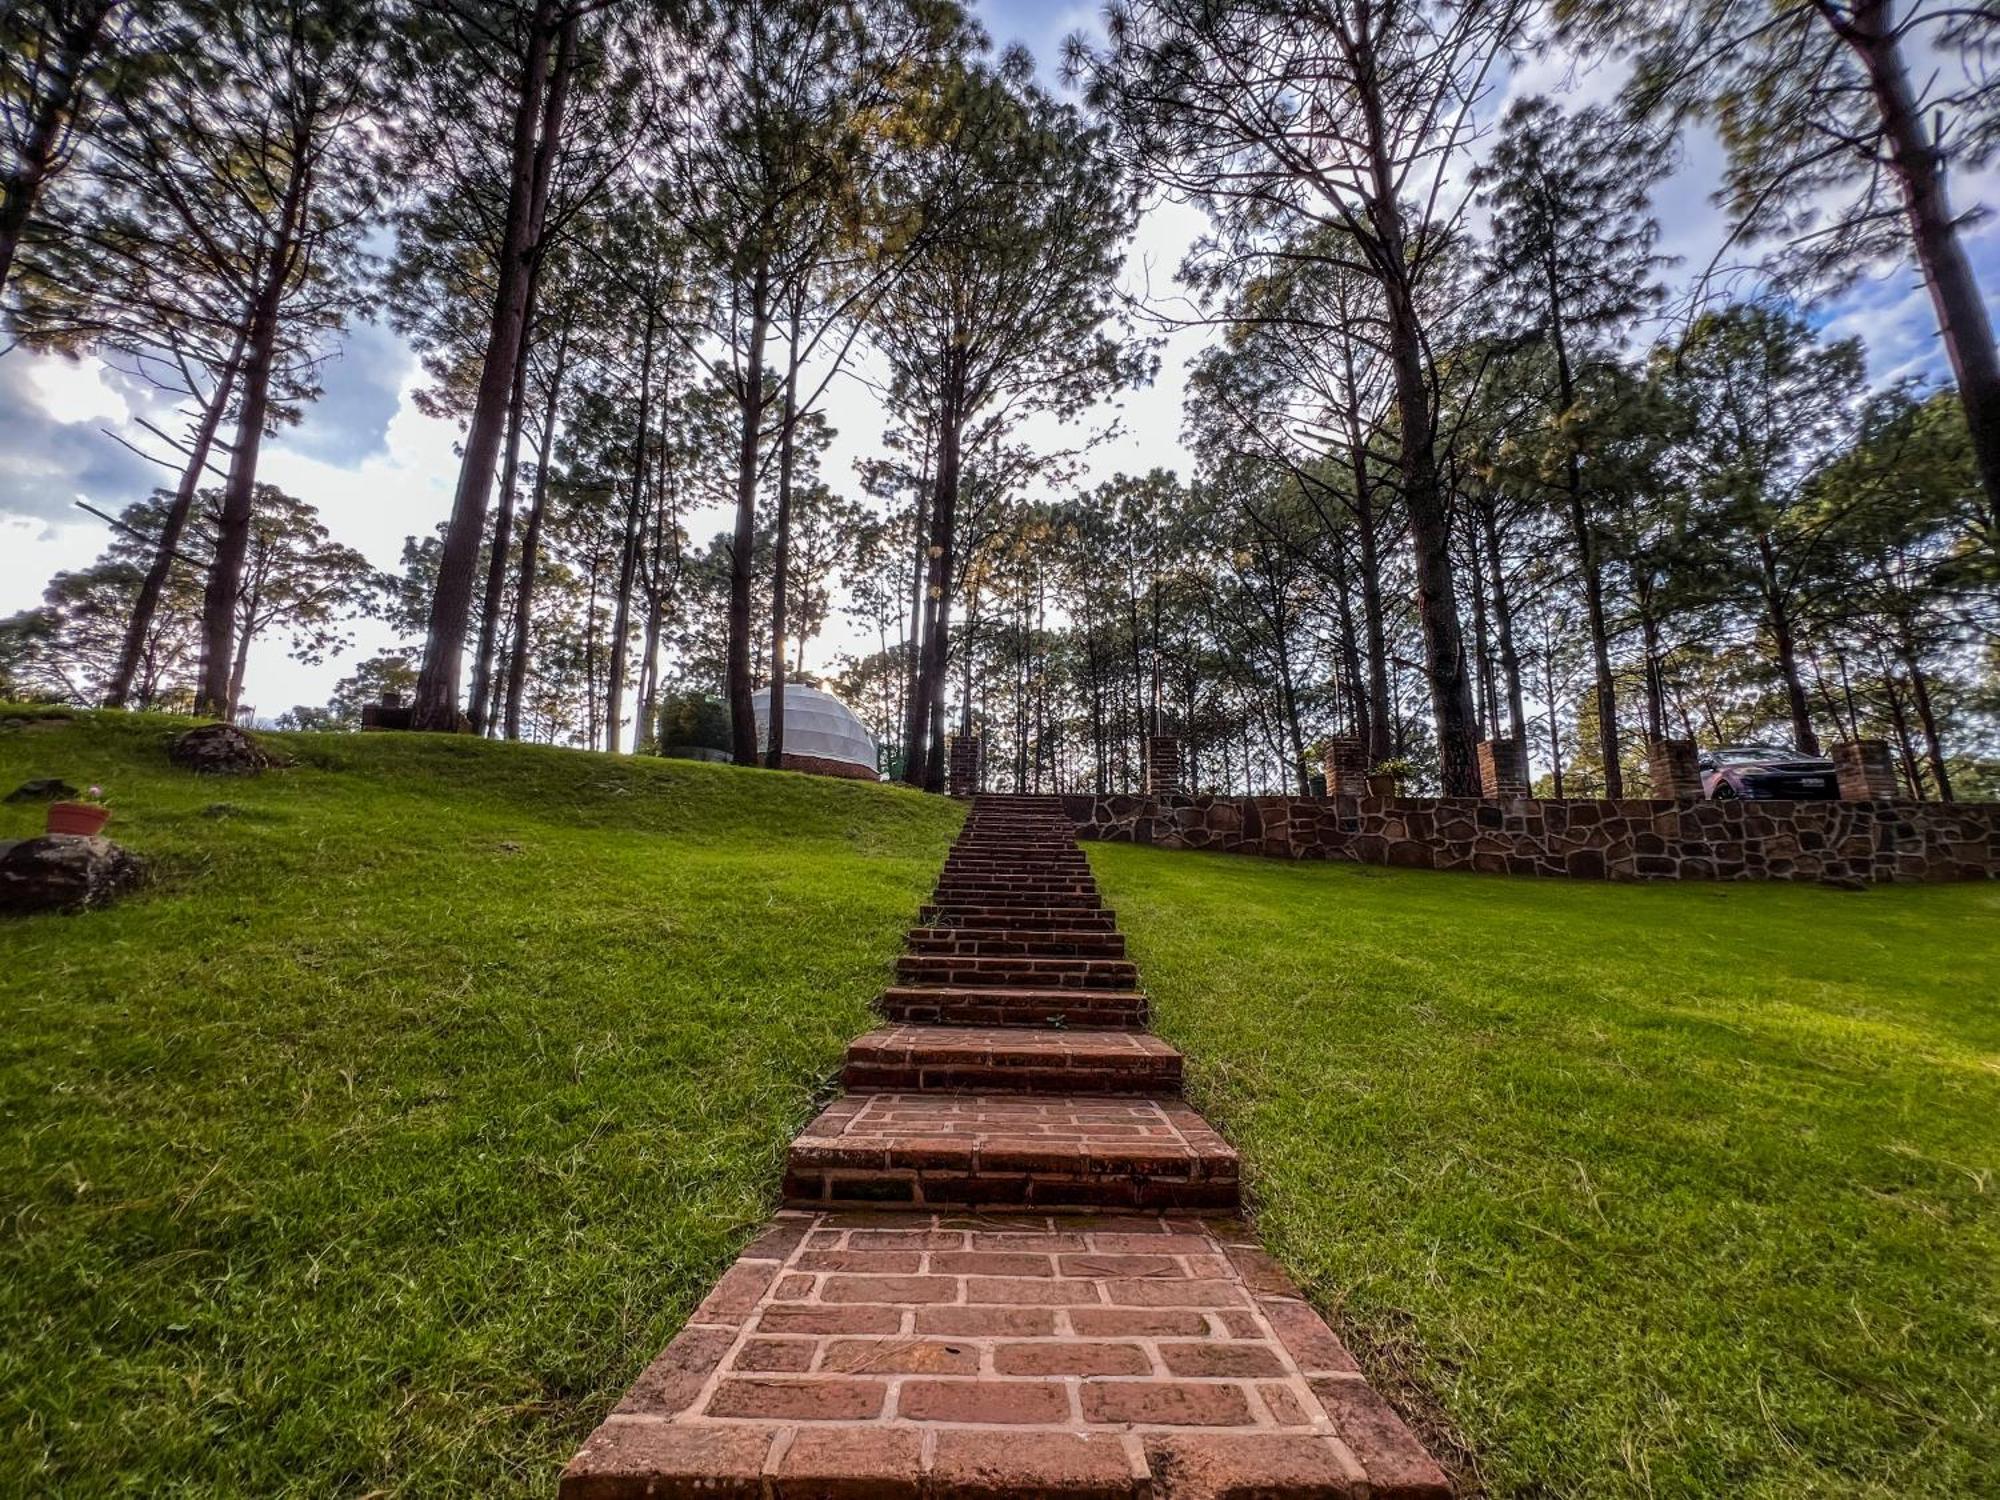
left=750, top=684, right=879, bottom=776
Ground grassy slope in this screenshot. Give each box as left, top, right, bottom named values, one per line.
left=1089, top=842, right=2000, bottom=1499
left=0, top=709, right=960, bottom=1497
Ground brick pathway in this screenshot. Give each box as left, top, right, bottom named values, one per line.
left=562, top=795, right=1450, bottom=1498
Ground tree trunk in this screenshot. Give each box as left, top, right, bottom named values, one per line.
left=1769, top=602, right=1817, bottom=755
left=1329, top=532, right=1369, bottom=748
left=105, top=329, right=244, bottom=707
left=469, top=295, right=536, bottom=735
left=1478, top=499, right=1527, bottom=741
left=413, top=1, right=569, bottom=729
left=1542, top=638, right=1565, bottom=797
left=1548, top=275, right=1623, bottom=794
left=1900, top=644, right=1953, bottom=801
left=604, top=296, right=658, bottom=756
left=1345, top=417, right=1393, bottom=764
left=899, top=458, right=931, bottom=780
left=1355, top=44, right=1479, bottom=792
left=1882, top=667, right=1927, bottom=799
left=1757, top=535, right=1817, bottom=753
left=226, top=586, right=256, bottom=719
left=726, top=252, right=771, bottom=766
left=1466, top=521, right=1497, bottom=739
left=0, top=0, right=114, bottom=296
left=197, top=139, right=308, bottom=719
left=1387, top=292, right=1480, bottom=792
left=1636, top=583, right=1667, bottom=742
left=636, top=432, right=678, bottom=748
left=766, top=310, right=802, bottom=769
left=906, top=398, right=962, bottom=790
left=503, top=309, right=570, bottom=741
left=1569, top=488, right=1624, bottom=792
left=1850, top=0, right=2000, bottom=545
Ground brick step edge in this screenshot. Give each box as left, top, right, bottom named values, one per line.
left=781, top=1167, right=1241, bottom=1211
left=906, top=929, right=1129, bottom=958
left=878, top=987, right=1149, bottom=1029
left=896, top=956, right=1141, bottom=989
left=921, top=906, right=1118, bottom=928
left=843, top=1027, right=1182, bottom=1094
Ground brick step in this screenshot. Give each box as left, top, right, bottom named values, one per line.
left=945, top=859, right=1081, bottom=869
left=783, top=1094, right=1238, bottom=1210
left=948, top=852, right=1080, bottom=864
left=842, top=1025, right=1182, bottom=1094
left=936, top=874, right=1096, bottom=889
left=921, top=904, right=1117, bottom=929
left=561, top=1210, right=1450, bottom=1500
left=943, top=855, right=1091, bottom=871
left=879, top=984, right=1147, bottom=1029
left=937, top=876, right=1094, bottom=886
left=932, top=887, right=1102, bottom=908
left=940, top=873, right=1092, bottom=888
left=897, top=954, right=1140, bottom=990
left=951, top=837, right=1079, bottom=848
left=906, top=926, right=1128, bottom=958
left=932, top=888, right=1104, bottom=912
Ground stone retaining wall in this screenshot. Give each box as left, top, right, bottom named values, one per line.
left=1062, top=792, right=2000, bottom=884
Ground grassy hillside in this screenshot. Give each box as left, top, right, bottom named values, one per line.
left=0, top=709, right=960, bottom=1497
left=1090, top=842, right=2000, bottom=1500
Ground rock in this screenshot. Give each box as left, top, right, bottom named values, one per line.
left=169, top=723, right=273, bottom=775
left=0, top=835, right=143, bottom=915
left=4, top=778, right=79, bottom=803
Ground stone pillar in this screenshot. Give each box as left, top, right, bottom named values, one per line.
left=947, top=734, right=983, bottom=798
left=1146, top=736, right=1184, bottom=797
left=1476, top=738, right=1528, bottom=800
left=1647, top=738, right=1703, bottom=801
left=1833, top=739, right=1899, bottom=801
left=1322, top=737, right=1368, bottom=798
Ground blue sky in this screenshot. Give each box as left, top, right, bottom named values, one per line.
left=2, top=0, right=1994, bottom=724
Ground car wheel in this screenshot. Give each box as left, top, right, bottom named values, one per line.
left=1710, top=781, right=1738, bottom=801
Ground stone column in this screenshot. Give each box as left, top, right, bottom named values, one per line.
left=1833, top=739, right=1899, bottom=800
left=947, top=734, right=983, bottom=798
left=1646, top=738, right=1703, bottom=801
left=1322, top=737, right=1368, bottom=798
left=1476, top=738, right=1528, bottom=800
left=1146, top=736, right=1184, bottom=796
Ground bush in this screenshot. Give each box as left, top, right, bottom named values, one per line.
left=658, top=690, right=731, bottom=753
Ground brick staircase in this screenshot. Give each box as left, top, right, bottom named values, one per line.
left=562, top=794, right=1450, bottom=1498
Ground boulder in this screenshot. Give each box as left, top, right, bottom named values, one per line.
left=4, top=778, right=79, bottom=803
left=169, top=722, right=272, bottom=775
left=0, top=835, right=143, bottom=914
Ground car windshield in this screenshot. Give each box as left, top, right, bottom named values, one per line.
left=1713, top=746, right=1796, bottom=764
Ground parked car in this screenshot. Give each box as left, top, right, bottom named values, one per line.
left=1698, top=744, right=1839, bottom=800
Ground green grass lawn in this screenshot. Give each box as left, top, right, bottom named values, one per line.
left=0, top=708, right=960, bottom=1497
left=1090, top=841, right=2000, bottom=1500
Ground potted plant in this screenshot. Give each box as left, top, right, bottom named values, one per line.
left=1367, top=758, right=1414, bottom=797
left=47, top=784, right=110, bottom=837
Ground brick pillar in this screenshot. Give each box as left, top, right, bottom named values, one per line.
left=1146, top=736, right=1183, bottom=796
left=1476, top=738, right=1528, bottom=799
left=1647, top=738, right=1702, bottom=801
left=1833, top=739, right=1899, bottom=800
left=947, top=734, right=983, bottom=798
left=1322, top=737, right=1368, bottom=798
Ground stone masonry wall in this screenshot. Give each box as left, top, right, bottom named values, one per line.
left=1062, top=792, right=2000, bottom=884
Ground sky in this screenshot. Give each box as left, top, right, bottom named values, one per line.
left=2, top=0, right=1995, bottom=730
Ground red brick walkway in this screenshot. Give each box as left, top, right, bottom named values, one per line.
left=562, top=795, right=1450, bottom=1498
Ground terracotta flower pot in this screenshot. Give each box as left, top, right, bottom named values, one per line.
left=46, top=802, right=111, bottom=837
left=1366, top=775, right=1398, bottom=798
